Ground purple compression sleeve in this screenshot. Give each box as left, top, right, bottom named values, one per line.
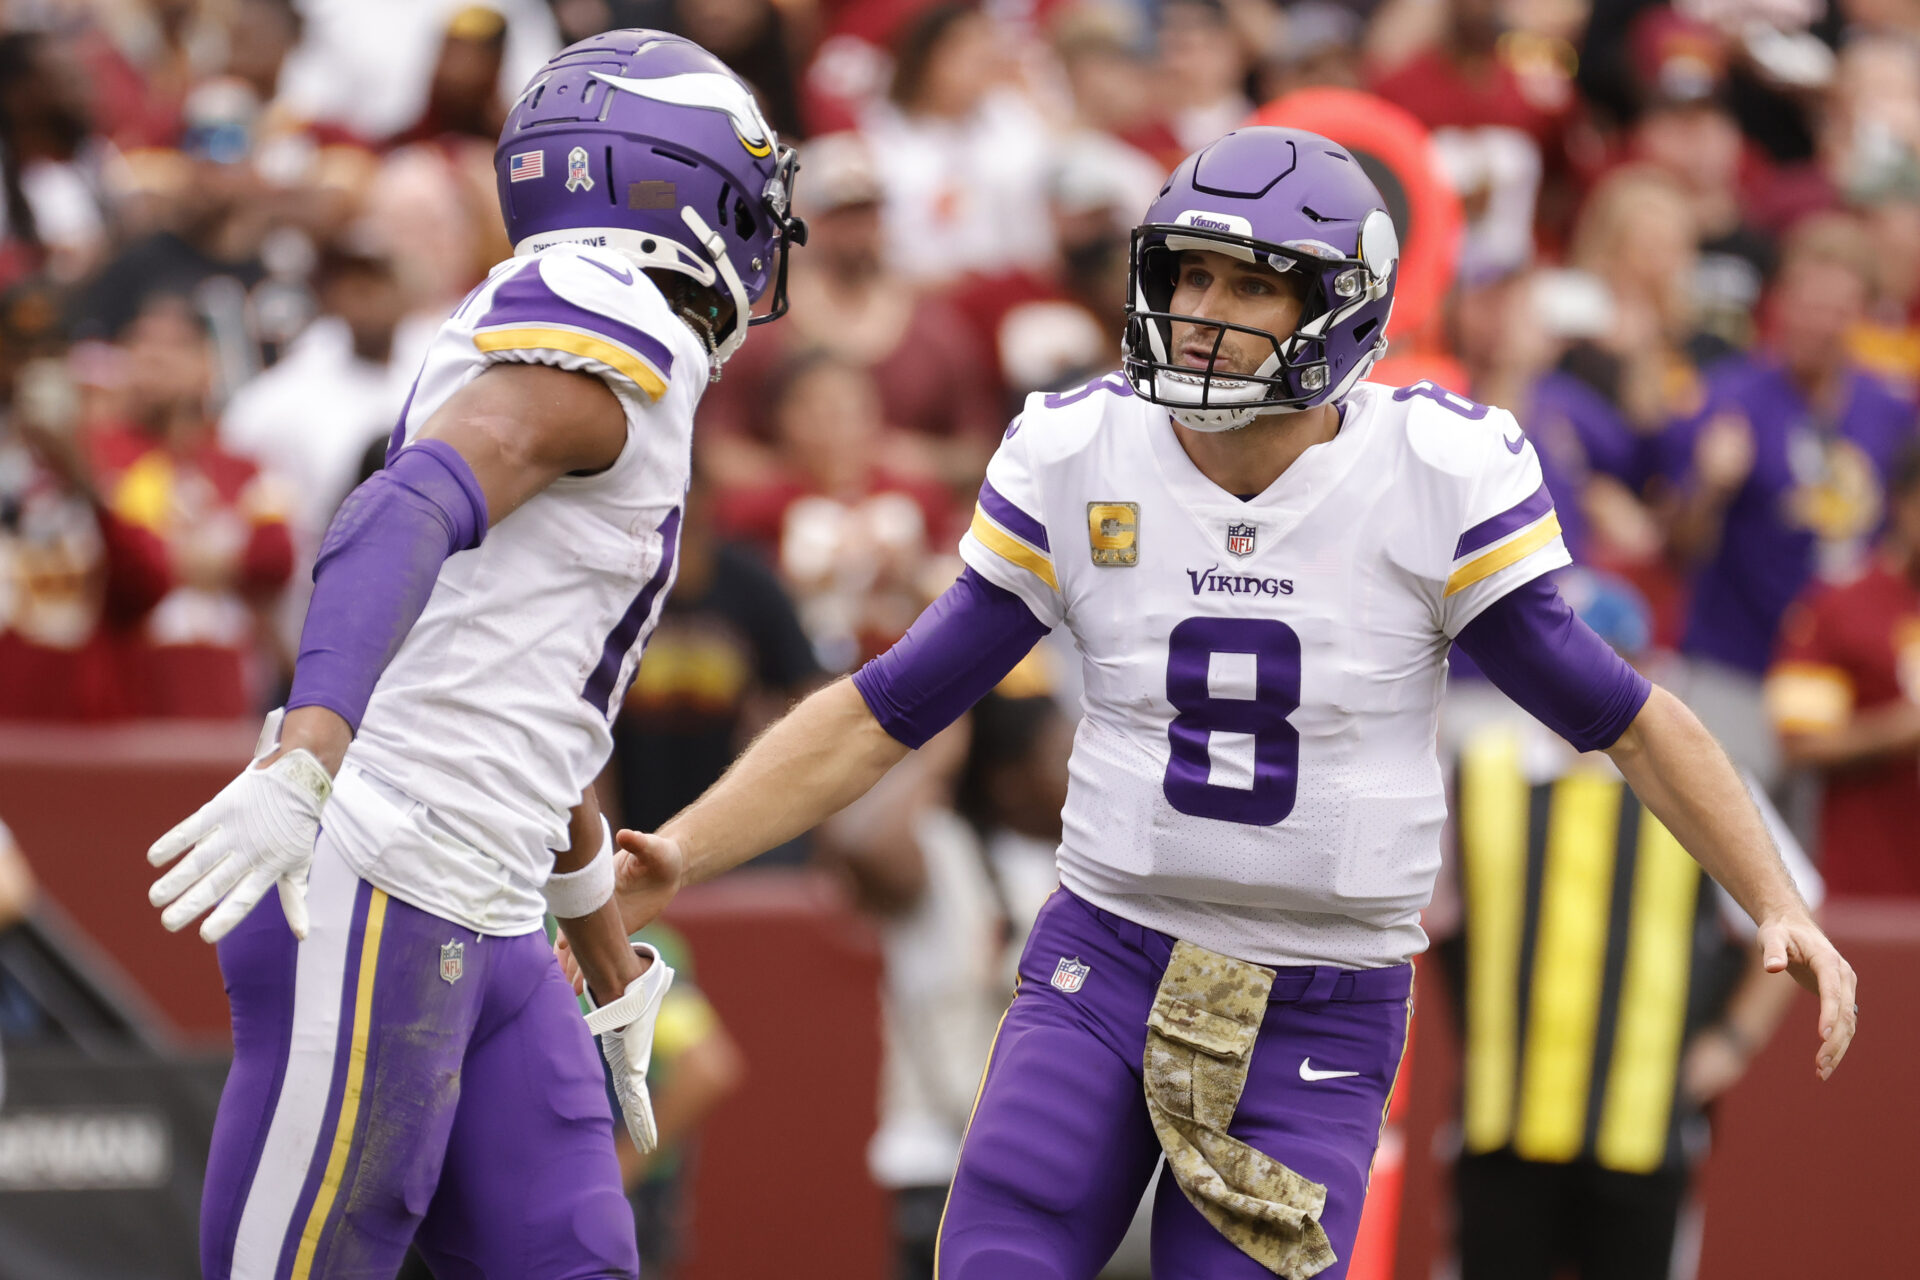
left=286, top=439, right=489, bottom=733
left=1454, top=575, right=1652, bottom=752
left=853, top=567, right=1051, bottom=748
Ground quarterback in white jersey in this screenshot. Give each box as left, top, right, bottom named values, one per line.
left=595, top=127, right=1859, bottom=1279
left=142, top=33, right=805, bottom=1280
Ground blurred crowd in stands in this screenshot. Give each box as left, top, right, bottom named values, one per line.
left=3, top=0, right=1920, bottom=1268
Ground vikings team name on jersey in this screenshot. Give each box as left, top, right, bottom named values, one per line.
left=956, top=375, right=1572, bottom=969
left=1186, top=565, right=1293, bottom=597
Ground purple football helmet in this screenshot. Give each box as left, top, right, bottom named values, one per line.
left=495, top=30, right=806, bottom=367
left=1122, top=127, right=1400, bottom=430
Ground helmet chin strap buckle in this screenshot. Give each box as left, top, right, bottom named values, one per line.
left=680, top=206, right=751, bottom=371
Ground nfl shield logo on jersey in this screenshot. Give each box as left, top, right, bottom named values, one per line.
left=440, top=939, right=465, bottom=985
left=1051, top=956, right=1090, bottom=993
left=1226, top=522, right=1257, bottom=557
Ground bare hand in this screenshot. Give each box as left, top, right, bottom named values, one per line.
left=1695, top=411, right=1755, bottom=496
left=1757, top=915, right=1857, bottom=1081
left=613, top=829, right=687, bottom=936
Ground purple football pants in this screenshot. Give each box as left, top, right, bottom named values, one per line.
left=200, top=835, right=637, bottom=1279
left=938, top=889, right=1411, bottom=1279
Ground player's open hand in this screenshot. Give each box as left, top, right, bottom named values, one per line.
left=147, top=749, right=330, bottom=943
left=611, top=828, right=686, bottom=935
left=1757, top=913, right=1858, bottom=1081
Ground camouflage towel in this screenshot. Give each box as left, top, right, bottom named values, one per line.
left=1143, top=939, right=1337, bottom=1279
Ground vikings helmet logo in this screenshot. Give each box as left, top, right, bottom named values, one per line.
left=591, top=67, right=775, bottom=158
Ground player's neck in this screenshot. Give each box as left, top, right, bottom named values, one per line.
left=1170, top=401, right=1341, bottom=498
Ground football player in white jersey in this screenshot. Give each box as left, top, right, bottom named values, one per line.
left=590, top=128, right=1858, bottom=1278
left=141, top=32, right=805, bottom=1279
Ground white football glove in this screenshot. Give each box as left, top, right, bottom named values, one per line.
left=147, top=709, right=330, bottom=943
left=585, top=942, right=675, bottom=1154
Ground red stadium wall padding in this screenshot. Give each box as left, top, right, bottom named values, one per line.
left=4, top=730, right=1914, bottom=1279
left=0, top=722, right=256, bottom=1041
left=665, top=873, right=891, bottom=1280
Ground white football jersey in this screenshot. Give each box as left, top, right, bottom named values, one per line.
left=961, top=374, right=1570, bottom=968
left=324, top=244, right=706, bottom=935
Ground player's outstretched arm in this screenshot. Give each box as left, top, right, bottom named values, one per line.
left=610, top=678, right=912, bottom=932
left=1456, top=577, right=1857, bottom=1082
left=609, top=566, right=1054, bottom=934
left=149, top=364, right=630, bottom=943
left=1606, top=686, right=1858, bottom=1081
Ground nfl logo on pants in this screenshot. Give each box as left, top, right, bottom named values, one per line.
left=1226, top=522, right=1257, bottom=557
left=440, top=939, right=465, bottom=984
left=1052, top=956, right=1090, bottom=993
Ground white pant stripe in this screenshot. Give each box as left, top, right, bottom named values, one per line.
left=229, top=836, right=361, bottom=1279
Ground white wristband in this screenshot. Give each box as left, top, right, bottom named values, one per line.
left=544, top=815, right=615, bottom=919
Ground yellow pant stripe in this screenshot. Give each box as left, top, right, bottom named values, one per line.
left=291, top=889, right=390, bottom=1278
left=1513, top=773, right=1618, bottom=1161
left=1595, top=819, right=1700, bottom=1172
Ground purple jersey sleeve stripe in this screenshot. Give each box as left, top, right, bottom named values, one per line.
left=1454, top=483, right=1554, bottom=560
left=478, top=262, right=675, bottom=381
left=1454, top=575, right=1652, bottom=752
left=582, top=506, right=682, bottom=717
left=852, top=567, right=1052, bottom=749
left=978, top=478, right=1049, bottom=551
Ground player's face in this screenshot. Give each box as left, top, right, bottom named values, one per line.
left=1167, top=250, right=1306, bottom=378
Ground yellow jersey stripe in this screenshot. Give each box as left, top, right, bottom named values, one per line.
left=473, top=325, right=669, bottom=401
left=969, top=505, right=1059, bottom=592
left=1513, top=772, right=1618, bottom=1162
left=292, top=889, right=390, bottom=1278
left=1595, top=819, right=1700, bottom=1172
left=1444, top=513, right=1563, bottom=597
left=1460, top=732, right=1529, bottom=1155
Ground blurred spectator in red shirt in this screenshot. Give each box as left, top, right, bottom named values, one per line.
left=88, top=296, right=292, bottom=718
left=698, top=132, right=1001, bottom=494
left=716, top=349, right=957, bottom=670
left=0, top=284, right=170, bottom=722
left=948, top=142, right=1156, bottom=411
left=1768, top=446, right=1920, bottom=897
left=1372, top=0, right=1576, bottom=279
left=0, top=31, right=118, bottom=290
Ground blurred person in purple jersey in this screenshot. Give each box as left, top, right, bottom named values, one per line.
left=586, top=126, right=1859, bottom=1278
left=1656, top=212, right=1913, bottom=788
left=140, top=31, right=804, bottom=1279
